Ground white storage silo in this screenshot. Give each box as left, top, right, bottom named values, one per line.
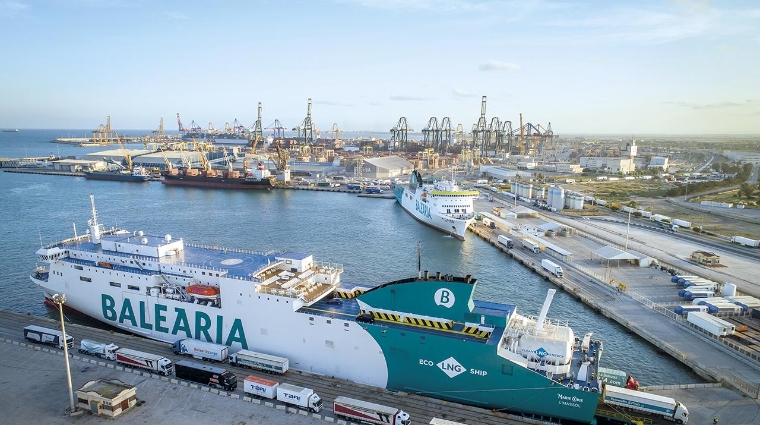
left=548, top=185, right=565, bottom=211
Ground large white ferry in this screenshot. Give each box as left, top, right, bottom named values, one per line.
left=30, top=195, right=609, bottom=424
left=394, top=170, right=479, bottom=240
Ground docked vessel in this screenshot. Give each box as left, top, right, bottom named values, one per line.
left=84, top=166, right=151, bottom=182
left=3, top=128, right=19, bottom=132
left=161, top=162, right=273, bottom=190
left=31, top=196, right=606, bottom=424
left=394, top=170, right=478, bottom=240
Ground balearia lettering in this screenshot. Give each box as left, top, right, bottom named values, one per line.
left=557, top=393, right=583, bottom=409
left=415, top=200, right=432, bottom=219
left=102, top=294, right=247, bottom=348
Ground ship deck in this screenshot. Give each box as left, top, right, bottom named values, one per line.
left=58, top=234, right=307, bottom=280
left=300, top=292, right=511, bottom=345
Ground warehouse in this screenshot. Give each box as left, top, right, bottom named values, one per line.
left=357, top=156, right=413, bottom=179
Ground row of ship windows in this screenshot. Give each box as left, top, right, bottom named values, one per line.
left=74, top=262, right=223, bottom=278
left=78, top=275, right=140, bottom=291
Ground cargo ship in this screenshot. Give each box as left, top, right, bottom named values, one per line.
left=161, top=162, right=273, bottom=190
left=394, top=170, right=479, bottom=240
left=84, top=166, right=151, bottom=182
left=31, top=195, right=606, bottom=424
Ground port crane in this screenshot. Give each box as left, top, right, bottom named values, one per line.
left=265, top=119, right=286, bottom=140
left=249, top=102, right=264, bottom=153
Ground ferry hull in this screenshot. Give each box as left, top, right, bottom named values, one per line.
left=84, top=172, right=150, bottom=182
left=162, top=175, right=273, bottom=190
left=394, top=186, right=473, bottom=239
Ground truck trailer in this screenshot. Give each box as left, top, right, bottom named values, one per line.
left=541, top=259, right=564, bottom=277
left=276, top=383, right=322, bottom=412
left=522, top=238, right=540, bottom=253
left=23, top=325, right=73, bottom=350
left=243, top=375, right=279, bottom=399
left=78, top=339, right=118, bottom=360
left=603, top=385, right=689, bottom=424
left=672, top=219, right=692, bottom=228
left=429, top=419, right=466, bottom=425
left=497, top=235, right=513, bottom=249
left=175, top=360, right=237, bottom=391
left=116, top=348, right=174, bottom=376
left=687, top=311, right=735, bottom=336
left=333, top=396, right=410, bottom=425
left=229, top=349, right=289, bottom=374
left=172, top=338, right=230, bottom=362
left=731, top=236, right=760, bottom=248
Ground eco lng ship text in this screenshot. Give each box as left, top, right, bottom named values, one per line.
left=394, top=170, right=479, bottom=240
left=32, top=195, right=610, bottom=423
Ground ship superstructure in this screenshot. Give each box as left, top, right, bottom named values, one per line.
left=31, top=196, right=604, bottom=424
left=394, top=170, right=478, bottom=240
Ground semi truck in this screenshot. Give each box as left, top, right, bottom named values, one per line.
left=243, top=376, right=322, bottom=412
left=229, top=349, right=289, bottom=374
left=731, top=236, right=760, bottom=248
left=172, top=338, right=229, bottom=362
left=333, top=396, right=410, bottom=425
left=497, top=234, right=514, bottom=249
left=175, top=360, right=237, bottom=391
left=603, top=385, right=689, bottom=424
left=522, top=238, right=540, bottom=253
left=673, top=219, right=691, bottom=228
left=276, top=383, right=322, bottom=412
left=116, top=348, right=174, bottom=376
left=23, top=325, right=73, bottom=350
left=78, top=339, right=119, bottom=360
left=541, top=259, right=564, bottom=278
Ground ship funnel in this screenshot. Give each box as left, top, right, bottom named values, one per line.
left=534, top=289, right=557, bottom=334
left=87, top=195, right=102, bottom=244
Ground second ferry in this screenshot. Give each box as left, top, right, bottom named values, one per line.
left=394, top=170, right=479, bottom=239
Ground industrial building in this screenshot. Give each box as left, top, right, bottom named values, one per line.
left=691, top=251, right=721, bottom=266
left=579, top=141, right=638, bottom=175
left=76, top=379, right=137, bottom=417
left=357, top=156, right=413, bottom=179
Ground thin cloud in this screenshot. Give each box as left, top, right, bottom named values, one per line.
left=663, top=100, right=756, bottom=109
left=389, top=95, right=427, bottom=101
left=452, top=89, right=478, bottom=98
left=313, top=100, right=354, bottom=107
left=166, top=11, right=189, bottom=20
left=0, top=0, right=29, bottom=17
left=478, top=61, right=520, bottom=72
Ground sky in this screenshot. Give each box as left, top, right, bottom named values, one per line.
left=0, top=0, right=758, bottom=134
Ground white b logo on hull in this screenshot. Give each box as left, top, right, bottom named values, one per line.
left=434, top=288, right=455, bottom=308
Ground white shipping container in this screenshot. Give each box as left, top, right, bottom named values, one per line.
left=243, top=375, right=279, bottom=399
left=687, top=311, right=735, bottom=336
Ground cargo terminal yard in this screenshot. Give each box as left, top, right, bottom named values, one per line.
left=3, top=107, right=760, bottom=424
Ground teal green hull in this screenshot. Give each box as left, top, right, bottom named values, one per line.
left=354, top=276, right=603, bottom=424
left=364, top=324, right=600, bottom=423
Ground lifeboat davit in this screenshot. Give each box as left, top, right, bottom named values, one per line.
left=186, top=285, right=220, bottom=299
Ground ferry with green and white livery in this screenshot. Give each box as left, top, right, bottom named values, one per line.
left=31, top=195, right=606, bottom=424
left=394, top=170, right=479, bottom=240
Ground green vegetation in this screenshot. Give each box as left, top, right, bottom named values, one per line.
left=666, top=163, right=753, bottom=197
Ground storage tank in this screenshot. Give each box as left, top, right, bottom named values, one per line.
left=547, top=185, right=565, bottom=211
left=565, top=193, right=584, bottom=210
left=722, top=283, right=737, bottom=297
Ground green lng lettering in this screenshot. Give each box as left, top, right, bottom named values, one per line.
left=101, top=294, right=248, bottom=348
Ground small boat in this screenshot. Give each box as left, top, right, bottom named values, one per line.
left=3, top=129, right=19, bottom=132
left=186, top=284, right=220, bottom=300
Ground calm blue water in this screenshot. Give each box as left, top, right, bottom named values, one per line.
left=0, top=129, right=701, bottom=385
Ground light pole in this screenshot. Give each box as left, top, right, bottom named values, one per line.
left=52, top=294, right=76, bottom=414
left=625, top=209, right=632, bottom=250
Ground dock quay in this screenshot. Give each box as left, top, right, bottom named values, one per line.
left=470, top=200, right=760, bottom=403
left=1, top=310, right=757, bottom=425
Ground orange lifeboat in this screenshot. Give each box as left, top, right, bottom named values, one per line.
left=186, top=285, right=220, bottom=299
